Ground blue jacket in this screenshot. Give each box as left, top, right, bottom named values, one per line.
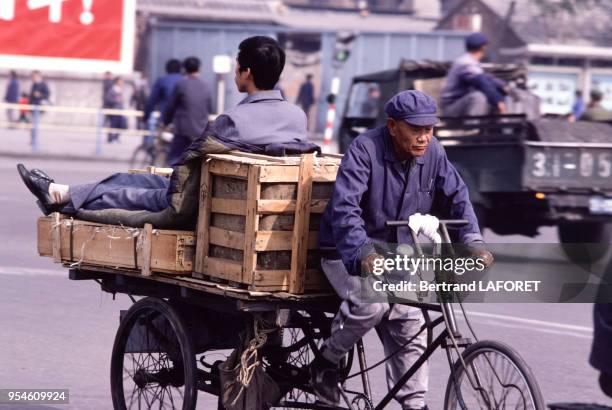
left=144, top=73, right=182, bottom=121
left=441, top=53, right=504, bottom=108
left=319, top=126, right=483, bottom=275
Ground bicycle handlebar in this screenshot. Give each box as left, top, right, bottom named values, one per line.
left=385, top=219, right=469, bottom=227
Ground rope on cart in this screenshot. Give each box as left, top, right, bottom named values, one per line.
left=231, top=318, right=277, bottom=406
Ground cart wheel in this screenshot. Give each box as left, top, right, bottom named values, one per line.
left=274, top=326, right=353, bottom=408
left=444, top=340, right=545, bottom=410
left=110, top=297, right=197, bottom=410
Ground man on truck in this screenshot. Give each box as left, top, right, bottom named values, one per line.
left=440, top=32, right=507, bottom=117
left=311, top=90, right=493, bottom=408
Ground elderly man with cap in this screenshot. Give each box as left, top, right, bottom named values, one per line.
left=440, top=32, right=507, bottom=117
left=310, top=90, right=491, bottom=408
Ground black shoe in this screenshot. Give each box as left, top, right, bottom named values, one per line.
left=31, top=168, right=54, bottom=183
left=600, top=372, right=612, bottom=398
left=16, top=164, right=58, bottom=215
left=309, top=352, right=340, bottom=405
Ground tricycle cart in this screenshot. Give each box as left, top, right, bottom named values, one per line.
left=64, top=220, right=545, bottom=410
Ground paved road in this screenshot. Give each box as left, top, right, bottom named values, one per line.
left=1, top=157, right=611, bottom=409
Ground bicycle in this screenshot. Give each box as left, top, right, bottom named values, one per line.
left=129, top=125, right=172, bottom=169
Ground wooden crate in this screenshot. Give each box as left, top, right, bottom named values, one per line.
left=37, top=214, right=195, bottom=276
left=194, top=152, right=341, bottom=293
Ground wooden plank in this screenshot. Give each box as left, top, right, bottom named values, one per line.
left=211, top=198, right=247, bottom=215
left=250, top=269, right=329, bottom=291
left=52, top=212, right=62, bottom=263
left=203, top=256, right=243, bottom=283
left=208, top=160, right=249, bottom=179
left=255, top=231, right=319, bottom=251
left=209, top=226, right=245, bottom=250
left=289, top=154, right=314, bottom=293
left=242, top=165, right=261, bottom=283
left=141, top=224, right=153, bottom=276
left=259, top=163, right=339, bottom=183
left=37, top=216, right=53, bottom=256
left=259, top=166, right=299, bottom=183
left=257, top=199, right=328, bottom=214
left=195, top=162, right=213, bottom=274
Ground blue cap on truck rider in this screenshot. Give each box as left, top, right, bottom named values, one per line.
left=440, top=32, right=507, bottom=117
left=311, top=90, right=493, bottom=407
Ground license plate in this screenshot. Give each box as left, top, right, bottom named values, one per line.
left=589, top=197, right=612, bottom=215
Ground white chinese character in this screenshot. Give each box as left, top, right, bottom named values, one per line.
left=0, top=0, right=16, bottom=21
left=28, top=0, right=68, bottom=23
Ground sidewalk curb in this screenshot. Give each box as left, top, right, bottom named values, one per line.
left=0, top=151, right=131, bottom=163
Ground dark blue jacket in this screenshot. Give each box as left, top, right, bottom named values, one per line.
left=319, top=126, right=482, bottom=275
left=144, top=73, right=182, bottom=121
left=4, top=78, right=18, bottom=103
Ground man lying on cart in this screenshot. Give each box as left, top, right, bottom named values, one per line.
left=17, top=36, right=318, bottom=229
left=312, top=90, right=493, bottom=408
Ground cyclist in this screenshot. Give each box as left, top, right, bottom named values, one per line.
left=312, top=90, right=493, bottom=408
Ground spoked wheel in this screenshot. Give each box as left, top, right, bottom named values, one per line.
left=130, top=144, right=155, bottom=169
left=444, top=340, right=545, bottom=410
left=278, top=327, right=321, bottom=407
left=268, top=314, right=353, bottom=409
left=111, top=297, right=197, bottom=410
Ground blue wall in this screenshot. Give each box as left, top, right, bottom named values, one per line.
left=147, top=21, right=466, bottom=133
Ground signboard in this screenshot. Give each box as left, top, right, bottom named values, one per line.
left=0, top=0, right=135, bottom=73
left=527, top=71, right=578, bottom=115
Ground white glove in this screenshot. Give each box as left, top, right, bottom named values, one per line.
left=408, top=213, right=441, bottom=244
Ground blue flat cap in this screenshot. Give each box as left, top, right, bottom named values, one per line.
left=466, top=32, right=488, bottom=50
left=384, top=90, right=439, bottom=126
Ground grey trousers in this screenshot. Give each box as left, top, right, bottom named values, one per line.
left=321, top=258, right=428, bottom=409
left=441, top=90, right=491, bottom=117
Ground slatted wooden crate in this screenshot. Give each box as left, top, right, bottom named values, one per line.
left=37, top=214, right=195, bottom=276
left=194, top=152, right=341, bottom=293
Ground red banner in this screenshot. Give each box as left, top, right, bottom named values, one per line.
left=0, top=0, right=127, bottom=62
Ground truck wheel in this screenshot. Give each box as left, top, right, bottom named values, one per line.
left=558, top=222, right=611, bottom=264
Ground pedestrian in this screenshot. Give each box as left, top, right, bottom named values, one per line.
left=296, top=74, right=315, bottom=125
left=104, top=77, right=127, bottom=143
left=17, top=92, right=29, bottom=123
left=440, top=32, right=507, bottom=117
left=102, top=71, right=113, bottom=128
left=581, top=89, right=612, bottom=122
left=29, top=71, right=50, bottom=107
left=144, top=59, right=182, bottom=125
left=131, top=75, right=149, bottom=130
left=570, top=90, right=585, bottom=121
left=162, top=56, right=212, bottom=166
left=311, top=90, right=493, bottom=407
left=4, top=70, right=19, bottom=123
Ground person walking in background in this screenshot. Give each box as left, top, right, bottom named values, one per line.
left=4, top=70, right=19, bottom=124
left=570, top=90, right=585, bottom=121
left=17, top=93, right=30, bottom=123
left=162, top=56, right=212, bottom=166
left=144, top=59, right=182, bottom=125
left=131, top=75, right=149, bottom=130
left=29, top=71, right=50, bottom=107
left=102, top=71, right=113, bottom=128
left=104, top=77, right=127, bottom=143
left=296, top=74, right=315, bottom=126
left=581, top=89, right=612, bottom=122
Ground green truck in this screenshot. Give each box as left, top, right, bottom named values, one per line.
left=339, top=60, right=612, bottom=263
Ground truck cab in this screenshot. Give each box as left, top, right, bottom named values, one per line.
left=339, top=60, right=612, bottom=263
